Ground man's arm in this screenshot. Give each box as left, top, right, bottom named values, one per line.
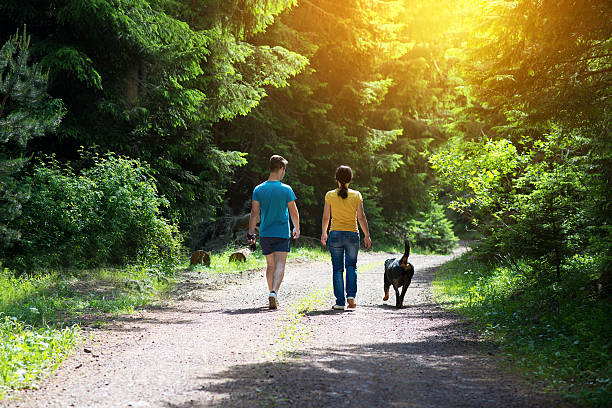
left=357, top=201, right=372, bottom=249
left=248, top=200, right=260, bottom=244
left=288, top=200, right=300, bottom=239
left=320, top=202, right=331, bottom=245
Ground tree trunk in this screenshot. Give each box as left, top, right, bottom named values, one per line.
left=229, top=248, right=251, bottom=262
left=190, top=250, right=211, bottom=267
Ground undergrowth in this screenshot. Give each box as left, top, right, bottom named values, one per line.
left=432, top=253, right=611, bottom=407
left=0, top=316, right=78, bottom=398
left=0, top=263, right=173, bottom=398
left=189, top=246, right=329, bottom=274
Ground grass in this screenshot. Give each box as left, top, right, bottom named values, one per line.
left=271, top=288, right=330, bottom=359
left=0, top=266, right=171, bottom=327
left=432, top=253, right=612, bottom=407
left=0, top=263, right=173, bottom=398
left=188, top=245, right=329, bottom=274
left=0, top=316, right=78, bottom=398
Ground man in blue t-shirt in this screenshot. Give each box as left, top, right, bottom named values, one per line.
left=248, top=155, right=300, bottom=309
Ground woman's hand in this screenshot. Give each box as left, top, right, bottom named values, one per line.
left=320, top=232, right=328, bottom=246
left=363, top=235, right=372, bottom=250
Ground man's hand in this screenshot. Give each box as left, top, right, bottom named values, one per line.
left=292, top=227, right=300, bottom=239
left=320, top=232, right=328, bottom=246
left=247, top=233, right=257, bottom=245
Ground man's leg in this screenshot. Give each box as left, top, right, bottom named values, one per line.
left=264, top=253, right=276, bottom=292
left=271, top=251, right=288, bottom=293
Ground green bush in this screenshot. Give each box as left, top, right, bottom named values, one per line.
left=9, top=154, right=182, bottom=270
left=406, top=203, right=458, bottom=254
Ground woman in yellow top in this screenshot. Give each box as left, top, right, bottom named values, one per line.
left=320, top=165, right=372, bottom=310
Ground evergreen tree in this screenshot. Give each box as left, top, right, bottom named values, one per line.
left=0, top=27, right=64, bottom=249
left=0, top=0, right=306, bottom=234
left=216, top=0, right=463, bottom=241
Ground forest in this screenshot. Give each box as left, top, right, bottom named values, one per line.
left=0, top=0, right=610, bottom=405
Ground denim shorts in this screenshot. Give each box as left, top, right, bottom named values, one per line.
left=260, top=237, right=291, bottom=255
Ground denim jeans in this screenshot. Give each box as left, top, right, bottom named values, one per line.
left=328, top=230, right=360, bottom=306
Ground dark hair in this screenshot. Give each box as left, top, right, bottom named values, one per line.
left=269, top=155, right=288, bottom=172
left=335, top=165, right=353, bottom=199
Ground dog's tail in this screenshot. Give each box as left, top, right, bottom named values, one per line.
left=400, top=239, right=410, bottom=264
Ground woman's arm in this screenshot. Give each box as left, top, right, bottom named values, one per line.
left=320, top=202, right=331, bottom=245
left=357, top=201, right=372, bottom=249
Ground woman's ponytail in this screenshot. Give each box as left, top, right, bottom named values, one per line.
left=335, top=165, right=353, bottom=199
left=338, top=183, right=348, bottom=199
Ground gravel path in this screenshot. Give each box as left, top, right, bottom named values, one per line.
left=2, top=247, right=573, bottom=408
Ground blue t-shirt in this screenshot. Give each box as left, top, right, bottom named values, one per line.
left=252, top=181, right=297, bottom=238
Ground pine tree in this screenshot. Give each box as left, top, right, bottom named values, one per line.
left=0, top=26, right=64, bottom=249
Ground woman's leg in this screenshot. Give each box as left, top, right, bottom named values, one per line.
left=344, top=232, right=360, bottom=300
left=328, top=231, right=346, bottom=306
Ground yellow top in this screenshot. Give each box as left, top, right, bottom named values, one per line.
left=325, top=188, right=363, bottom=232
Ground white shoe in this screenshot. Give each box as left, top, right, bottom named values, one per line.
left=332, top=304, right=345, bottom=310
left=269, top=291, right=278, bottom=309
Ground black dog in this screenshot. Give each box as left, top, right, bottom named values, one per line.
left=383, top=240, right=415, bottom=309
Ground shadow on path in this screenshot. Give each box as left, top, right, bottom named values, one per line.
left=164, top=337, right=570, bottom=408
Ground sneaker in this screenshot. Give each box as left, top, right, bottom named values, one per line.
left=268, top=291, right=278, bottom=309
left=347, top=298, right=356, bottom=309
left=332, top=304, right=345, bottom=310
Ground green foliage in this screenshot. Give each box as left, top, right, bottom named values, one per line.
left=430, top=0, right=611, bottom=284
left=433, top=253, right=611, bottom=407
left=0, top=27, right=64, bottom=249
left=0, top=316, right=78, bottom=398
left=468, top=0, right=612, bottom=128
left=9, top=154, right=182, bottom=270
left=215, top=0, right=465, bottom=243
left=0, top=0, right=306, bottom=236
left=430, top=130, right=593, bottom=278
left=0, top=266, right=170, bottom=328
left=406, top=203, right=458, bottom=254
left=0, top=27, right=64, bottom=146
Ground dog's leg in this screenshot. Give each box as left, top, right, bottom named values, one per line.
left=397, top=285, right=409, bottom=309
left=383, top=271, right=390, bottom=301
left=394, top=286, right=401, bottom=308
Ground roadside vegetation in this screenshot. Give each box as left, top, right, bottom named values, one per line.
left=0, top=245, right=330, bottom=397
left=433, top=253, right=611, bottom=407
left=0, top=263, right=173, bottom=397
left=189, top=245, right=329, bottom=274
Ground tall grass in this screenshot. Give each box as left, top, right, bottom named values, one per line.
left=0, top=316, right=78, bottom=398
left=432, top=254, right=611, bottom=407
left=0, top=264, right=172, bottom=398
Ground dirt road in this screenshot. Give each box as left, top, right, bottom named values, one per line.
left=2, top=248, right=571, bottom=407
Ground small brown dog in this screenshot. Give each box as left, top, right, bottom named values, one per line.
left=383, top=240, right=415, bottom=308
